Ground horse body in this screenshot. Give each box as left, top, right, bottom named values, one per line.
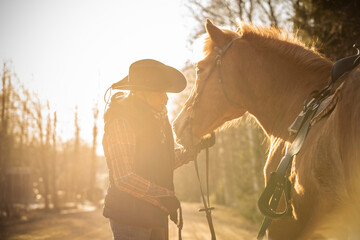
left=268, top=71, right=360, bottom=239
left=173, top=20, right=360, bottom=239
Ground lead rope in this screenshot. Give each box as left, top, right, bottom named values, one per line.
left=194, top=144, right=216, bottom=240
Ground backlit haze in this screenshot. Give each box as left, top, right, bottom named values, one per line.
left=0, top=0, right=195, bottom=154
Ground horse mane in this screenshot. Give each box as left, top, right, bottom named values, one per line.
left=202, top=22, right=332, bottom=74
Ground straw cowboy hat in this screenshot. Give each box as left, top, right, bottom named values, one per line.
left=112, top=59, right=187, bottom=93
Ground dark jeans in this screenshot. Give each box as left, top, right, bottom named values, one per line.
left=109, top=219, right=168, bottom=240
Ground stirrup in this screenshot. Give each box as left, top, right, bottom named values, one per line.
left=258, top=172, right=293, bottom=219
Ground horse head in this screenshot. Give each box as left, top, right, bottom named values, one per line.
left=173, top=20, right=255, bottom=147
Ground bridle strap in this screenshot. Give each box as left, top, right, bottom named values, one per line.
left=215, top=37, right=240, bottom=57
left=216, top=37, right=243, bottom=109
left=216, top=54, right=244, bottom=109
left=188, top=36, right=242, bottom=116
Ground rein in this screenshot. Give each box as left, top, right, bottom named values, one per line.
left=187, top=36, right=240, bottom=240
left=193, top=133, right=216, bottom=240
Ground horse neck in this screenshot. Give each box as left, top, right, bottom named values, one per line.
left=240, top=41, right=332, bottom=141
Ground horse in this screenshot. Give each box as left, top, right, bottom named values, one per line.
left=173, top=19, right=360, bottom=239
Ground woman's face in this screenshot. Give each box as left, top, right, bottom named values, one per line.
left=141, top=91, right=168, bottom=111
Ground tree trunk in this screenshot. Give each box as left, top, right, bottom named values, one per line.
left=89, top=106, right=98, bottom=203
left=72, top=106, right=80, bottom=202
left=51, top=111, right=58, bottom=211
left=0, top=63, right=10, bottom=218
left=41, top=147, right=50, bottom=211
left=35, top=99, right=50, bottom=211
left=246, top=123, right=260, bottom=200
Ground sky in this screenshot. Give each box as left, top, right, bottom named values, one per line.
left=0, top=0, right=196, bottom=153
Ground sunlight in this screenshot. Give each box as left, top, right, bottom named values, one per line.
left=0, top=0, right=192, bottom=153
left=191, top=34, right=209, bottom=64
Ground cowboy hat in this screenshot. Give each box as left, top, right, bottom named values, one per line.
left=111, top=59, right=187, bottom=93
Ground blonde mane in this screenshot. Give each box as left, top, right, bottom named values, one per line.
left=202, top=22, right=332, bottom=74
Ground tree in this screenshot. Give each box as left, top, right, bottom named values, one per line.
left=33, top=97, right=50, bottom=210
left=51, top=111, right=59, bottom=211
left=293, top=0, right=360, bottom=60
left=185, top=0, right=293, bottom=44
left=88, top=103, right=99, bottom=203
left=0, top=61, right=106, bottom=215
left=0, top=62, right=11, bottom=217
left=72, top=106, right=80, bottom=202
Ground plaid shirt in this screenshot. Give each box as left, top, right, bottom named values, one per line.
left=104, top=114, right=194, bottom=212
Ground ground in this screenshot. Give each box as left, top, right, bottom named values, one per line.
left=0, top=202, right=258, bottom=240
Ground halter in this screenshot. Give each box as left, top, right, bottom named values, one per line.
left=187, top=36, right=242, bottom=120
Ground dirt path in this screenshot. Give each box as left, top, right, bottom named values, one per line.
left=1, top=202, right=258, bottom=240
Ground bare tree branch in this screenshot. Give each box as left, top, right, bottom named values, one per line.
left=267, top=0, right=278, bottom=27
left=247, top=0, right=254, bottom=22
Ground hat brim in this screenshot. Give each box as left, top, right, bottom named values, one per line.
left=112, top=65, right=187, bottom=93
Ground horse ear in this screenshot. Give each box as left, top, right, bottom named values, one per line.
left=205, top=19, right=228, bottom=46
